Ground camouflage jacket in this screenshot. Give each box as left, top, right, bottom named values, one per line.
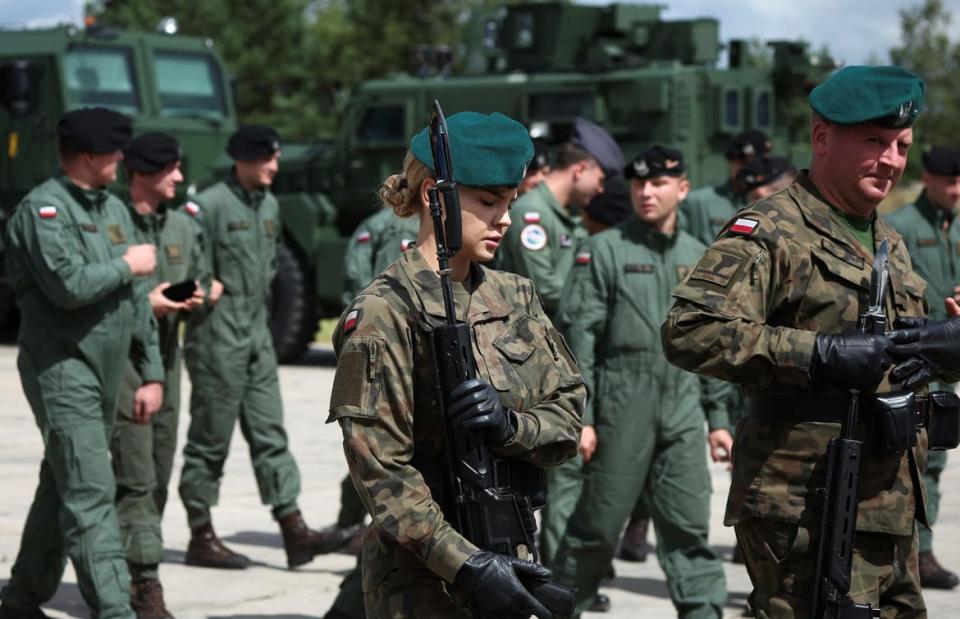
left=662, top=172, right=931, bottom=535
left=678, top=179, right=742, bottom=247
left=557, top=217, right=733, bottom=430
left=328, top=246, right=584, bottom=591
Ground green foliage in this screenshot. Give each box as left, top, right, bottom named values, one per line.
left=890, top=0, right=960, bottom=148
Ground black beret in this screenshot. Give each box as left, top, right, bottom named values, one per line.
left=529, top=140, right=551, bottom=172
left=624, top=145, right=685, bottom=180
left=227, top=125, right=280, bottom=161
left=922, top=146, right=960, bottom=176
left=57, top=107, right=132, bottom=154
left=570, top=117, right=625, bottom=174
left=124, top=132, right=181, bottom=173
left=582, top=176, right=633, bottom=228
left=737, top=156, right=795, bottom=192
left=725, top=129, right=772, bottom=161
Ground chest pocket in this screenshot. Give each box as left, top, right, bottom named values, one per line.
left=893, top=270, right=927, bottom=316
left=801, top=239, right=869, bottom=329
left=483, top=315, right=543, bottom=410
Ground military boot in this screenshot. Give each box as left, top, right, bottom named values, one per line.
left=279, top=510, right=346, bottom=568
left=0, top=605, right=48, bottom=619
left=588, top=593, right=611, bottom=613
left=185, top=523, right=251, bottom=570
left=130, top=578, right=174, bottom=619
left=919, top=551, right=959, bottom=589
left=617, top=518, right=652, bottom=562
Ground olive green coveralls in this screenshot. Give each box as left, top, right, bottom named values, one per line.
left=884, top=190, right=959, bottom=556
left=179, top=173, right=301, bottom=528
left=551, top=218, right=729, bottom=618
left=2, top=176, right=163, bottom=619
left=112, top=204, right=207, bottom=580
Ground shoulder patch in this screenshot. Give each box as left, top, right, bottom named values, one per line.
left=575, top=251, right=591, bottom=265
left=38, top=206, right=57, bottom=219
left=343, top=309, right=361, bottom=335
left=520, top=224, right=548, bottom=251
left=355, top=229, right=371, bottom=243
left=183, top=201, right=200, bottom=217
left=729, top=218, right=759, bottom=235
left=523, top=212, right=541, bottom=223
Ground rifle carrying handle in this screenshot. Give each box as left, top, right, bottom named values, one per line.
left=528, top=580, right=577, bottom=618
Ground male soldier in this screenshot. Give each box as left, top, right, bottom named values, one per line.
left=680, top=129, right=772, bottom=246
left=179, top=125, right=335, bottom=570
left=340, top=209, right=420, bottom=309
left=496, top=117, right=621, bottom=318
left=737, top=156, right=798, bottom=205
left=0, top=107, right=163, bottom=619
left=112, top=133, right=208, bottom=619
left=552, top=146, right=730, bottom=618
left=884, top=145, right=960, bottom=590
left=662, top=65, right=953, bottom=615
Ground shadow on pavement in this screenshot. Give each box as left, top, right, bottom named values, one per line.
left=604, top=576, right=670, bottom=599
left=208, top=615, right=318, bottom=619
left=162, top=547, right=354, bottom=576
left=222, top=530, right=283, bottom=549
left=0, top=580, right=88, bottom=619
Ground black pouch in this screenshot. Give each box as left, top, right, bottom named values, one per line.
left=928, top=391, right=960, bottom=451
left=867, top=391, right=918, bottom=452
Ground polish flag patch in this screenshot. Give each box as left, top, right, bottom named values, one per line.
left=575, top=251, right=591, bottom=265
left=38, top=206, right=57, bottom=219
left=343, top=309, right=360, bottom=334
left=355, top=230, right=371, bottom=244
left=729, top=218, right=759, bottom=235
left=183, top=201, right=200, bottom=217
left=523, top=212, right=541, bottom=223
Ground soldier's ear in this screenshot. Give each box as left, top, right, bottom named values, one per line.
left=418, top=178, right=438, bottom=216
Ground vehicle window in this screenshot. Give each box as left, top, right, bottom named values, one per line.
left=724, top=89, right=740, bottom=128
left=356, top=105, right=404, bottom=143
left=154, top=51, right=226, bottom=119
left=64, top=46, right=139, bottom=114
left=756, top=92, right=771, bottom=128
left=529, top=92, right=594, bottom=120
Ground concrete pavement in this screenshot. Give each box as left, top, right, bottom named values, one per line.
left=0, top=344, right=957, bottom=618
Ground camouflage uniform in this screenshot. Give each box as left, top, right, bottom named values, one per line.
left=551, top=218, right=729, bottom=617
left=678, top=179, right=742, bottom=247
left=662, top=173, right=932, bottom=617
left=885, top=191, right=960, bottom=557
left=328, top=246, right=584, bottom=618
left=496, top=181, right=587, bottom=317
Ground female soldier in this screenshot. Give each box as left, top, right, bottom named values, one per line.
left=327, top=111, right=585, bottom=619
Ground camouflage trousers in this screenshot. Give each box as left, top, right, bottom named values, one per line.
left=362, top=571, right=470, bottom=619
left=735, top=518, right=925, bottom=618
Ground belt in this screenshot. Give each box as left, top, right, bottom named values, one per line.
left=747, top=393, right=929, bottom=426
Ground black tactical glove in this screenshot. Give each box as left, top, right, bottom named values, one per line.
left=449, top=378, right=517, bottom=445
left=888, top=317, right=960, bottom=391
left=808, top=332, right=893, bottom=391
left=454, top=550, right=553, bottom=619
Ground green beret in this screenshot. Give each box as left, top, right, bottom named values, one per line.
left=809, top=65, right=924, bottom=128
left=409, top=111, right=534, bottom=187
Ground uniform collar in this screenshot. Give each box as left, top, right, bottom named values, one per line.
left=915, top=190, right=955, bottom=229
left=127, top=202, right=168, bottom=232
left=227, top=169, right=267, bottom=207
left=58, top=173, right=108, bottom=210
left=794, top=171, right=903, bottom=258
left=625, top=216, right=679, bottom=251
left=397, top=246, right=513, bottom=323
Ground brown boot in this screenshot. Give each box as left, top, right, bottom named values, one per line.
left=130, top=578, right=174, bottom=619
left=617, top=518, right=652, bottom=562
left=919, top=551, right=959, bottom=589
left=279, top=510, right=347, bottom=568
left=185, top=523, right=250, bottom=570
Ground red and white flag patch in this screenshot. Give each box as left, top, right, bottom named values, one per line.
left=38, top=206, right=57, bottom=219
left=343, top=309, right=360, bottom=334
left=729, top=218, right=759, bottom=235
left=575, top=251, right=591, bottom=265
left=355, top=230, right=371, bottom=244
left=523, top=212, right=541, bottom=223
left=183, top=201, right=200, bottom=217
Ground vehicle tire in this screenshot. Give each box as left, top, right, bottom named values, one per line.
left=270, top=243, right=317, bottom=363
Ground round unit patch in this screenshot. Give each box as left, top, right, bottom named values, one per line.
left=520, top=224, right=547, bottom=251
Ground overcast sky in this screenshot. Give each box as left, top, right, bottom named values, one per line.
left=0, top=0, right=922, bottom=66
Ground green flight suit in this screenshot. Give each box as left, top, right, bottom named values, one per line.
left=551, top=218, right=729, bottom=618
left=2, top=175, right=163, bottom=619
left=678, top=179, right=742, bottom=247
left=179, top=173, right=301, bottom=528
left=112, top=204, right=207, bottom=580
left=341, top=208, right=421, bottom=308
left=496, top=182, right=587, bottom=317
left=884, top=190, right=959, bottom=555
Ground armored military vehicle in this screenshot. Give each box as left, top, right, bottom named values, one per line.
left=0, top=2, right=829, bottom=362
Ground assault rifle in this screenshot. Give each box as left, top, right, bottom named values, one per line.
left=811, top=240, right=888, bottom=619
left=426, top=100, right=576, bottom=619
